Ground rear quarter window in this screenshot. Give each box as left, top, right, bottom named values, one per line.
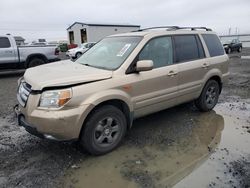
left=0, top=37, right=11, bottom=48
left=202, top=34, right=225, bottom=57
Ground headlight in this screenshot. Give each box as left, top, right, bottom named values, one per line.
left=39, top=88, right=72, bottom=108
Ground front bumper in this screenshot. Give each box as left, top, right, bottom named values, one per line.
left=14, top=104, right=60, bottom=140
left=66, top=52, right=76, bottom=58
left=14, top=103, right=93, bottom=141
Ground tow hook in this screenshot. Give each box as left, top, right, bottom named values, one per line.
left=14, top=104, right=20, bottom=117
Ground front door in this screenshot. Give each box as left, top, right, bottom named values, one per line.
left=126, top=36, right=178, bottom=118
left=0, top=37, right=16, bottom=64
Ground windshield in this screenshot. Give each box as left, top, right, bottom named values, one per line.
left=81, top=43, right=88, bottom=48
left=76, top=36, right=142, bottom=70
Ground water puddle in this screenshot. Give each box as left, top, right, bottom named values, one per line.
left=62, top=105, right=227, bottom=188
left=175, top=101, right=250, bottom=188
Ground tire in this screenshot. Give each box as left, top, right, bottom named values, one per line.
left=227, top=48, right=231, bottom=54
left=28, top=58, right=45, bottom=68
left=80, top=105, right=127, bottom=155
left=75, top=52, right=82, bottom=59
left=195, top=80, right=220, bottom=112
left=238, top=47, right=242, bottom=53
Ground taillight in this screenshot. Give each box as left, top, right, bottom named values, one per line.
left=55, top=48, right=59, bottom=55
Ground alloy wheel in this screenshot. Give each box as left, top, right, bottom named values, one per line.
left=94, top=117, right=120, bottom=147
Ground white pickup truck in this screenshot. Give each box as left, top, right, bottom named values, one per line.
left=0, top=35, right=60, bottom=69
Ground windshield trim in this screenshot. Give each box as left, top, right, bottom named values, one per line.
left=75, top=36, right=143, bottom=71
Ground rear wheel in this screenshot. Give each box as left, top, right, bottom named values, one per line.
left=227, top=48, right=231, bottom=54
left=195, top=80, right=220, bottom=112
left=238, top=47, right=242, bottom=53
left=28, top=58, right=45, bottom=68
left=80, top=105, right=127, bottom=155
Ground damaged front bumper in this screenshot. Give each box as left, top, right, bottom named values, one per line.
left=14, top=104, right=62, bottom=140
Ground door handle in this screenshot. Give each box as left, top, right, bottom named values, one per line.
left=202, top=63, right=210, bottom=68
left=167, top=70, right=178, bottom=76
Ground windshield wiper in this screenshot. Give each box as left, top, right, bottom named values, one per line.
left=80, top=63, right=111, bottom=70
left=82, top=63, right=90, bottom=66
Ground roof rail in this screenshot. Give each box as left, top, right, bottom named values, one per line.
left=132, top=26, right=212, bottom=32
left=132, top=26, right=180, bottom=32
left=177, top=27, right=212, bottom=31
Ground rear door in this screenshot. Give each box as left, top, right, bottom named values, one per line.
left=201, top=34, right=227, bottom=78
left=173, top=34, right=208, bottom=103
left=0, top=37, right=17, bottom=64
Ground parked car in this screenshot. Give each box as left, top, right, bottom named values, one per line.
left=223, top=39, right=242, bottom=54
left=66, top=42, right=96, bottom=59
left=67, top=43, right=78, bottom=50
left=0, top=35, right=60, bottom=69
left=15, top=26, right=229, bottom=155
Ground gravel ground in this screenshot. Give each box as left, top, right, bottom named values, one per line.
left=0, top=49, right=249, bottom=188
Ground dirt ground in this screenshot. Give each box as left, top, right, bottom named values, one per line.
left=0, top=49, right=249, bottom=188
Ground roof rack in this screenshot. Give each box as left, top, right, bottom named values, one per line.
left=132, top=26, right=180, bottom=32
left=133, top=26, right=212, bottom=32
left=177, top=27, right=212, bottom=31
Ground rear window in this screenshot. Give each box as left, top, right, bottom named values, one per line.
left=0, top=37, right=11, bottom=48
left=173, top=35, right=204, bottom=63
left=202, top=34, right=225, bottom=57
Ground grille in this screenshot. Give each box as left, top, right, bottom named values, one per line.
left=17, top=82, right=31, bottom=107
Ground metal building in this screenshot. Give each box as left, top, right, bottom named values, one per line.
left=66, top=22, right=140, bottom=46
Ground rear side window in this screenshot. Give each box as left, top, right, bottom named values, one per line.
left=0, top=37, right=11, bottom=48
left=138, top=36, right=173, bottom=68
left=202, top=34, right=224, bottom=57
left=173, top=35, right=203, bottom=63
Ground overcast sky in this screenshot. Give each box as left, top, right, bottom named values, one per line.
left=0, top=0, right=249, bottom=42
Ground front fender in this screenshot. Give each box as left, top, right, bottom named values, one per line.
left=82, top=89, right=133, bottom=112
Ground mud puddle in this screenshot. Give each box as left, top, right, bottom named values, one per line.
left=62, top=104, right=228, bottom=188
left=175, top=101, right=250, bottom=188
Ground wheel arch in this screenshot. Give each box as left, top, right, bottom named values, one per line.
left=25, top=53, right=48, bottom=68
left=207, top=75, right=222, bottom=93
left=200, top=70, right=223, bottom=96
left=78, top=98, right=133, bottom=139
left=202, top=74, right=223, bottom=93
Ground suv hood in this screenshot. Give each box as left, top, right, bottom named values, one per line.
left=24, top=60, right=113, bottom=90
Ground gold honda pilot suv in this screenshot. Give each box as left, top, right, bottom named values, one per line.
left=15, top=26, right=229, bottom=155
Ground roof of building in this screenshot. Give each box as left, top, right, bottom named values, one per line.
left=14, top=36, right=25, bottom=41
left=67, top=22, right=140, bottom=30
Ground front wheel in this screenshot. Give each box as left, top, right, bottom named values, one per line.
left=195, top=80, right=220, bottom=112
left=238, top=47, right=242, bottom=53
left=80, top=105, right=127, bottom=155
left=75, top=52, right=82, bottom=59
left=227, top=48, right=231, bottom=54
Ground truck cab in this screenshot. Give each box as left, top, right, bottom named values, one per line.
left=0, top=35, right=60, bottom=69
left=0, top=36, right=18, bottom=65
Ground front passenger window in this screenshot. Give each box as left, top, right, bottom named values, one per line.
left=138, top=37, right=173, bottom=68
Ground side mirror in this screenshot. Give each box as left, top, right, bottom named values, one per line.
left=136, top=60, right=153, bottom=72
